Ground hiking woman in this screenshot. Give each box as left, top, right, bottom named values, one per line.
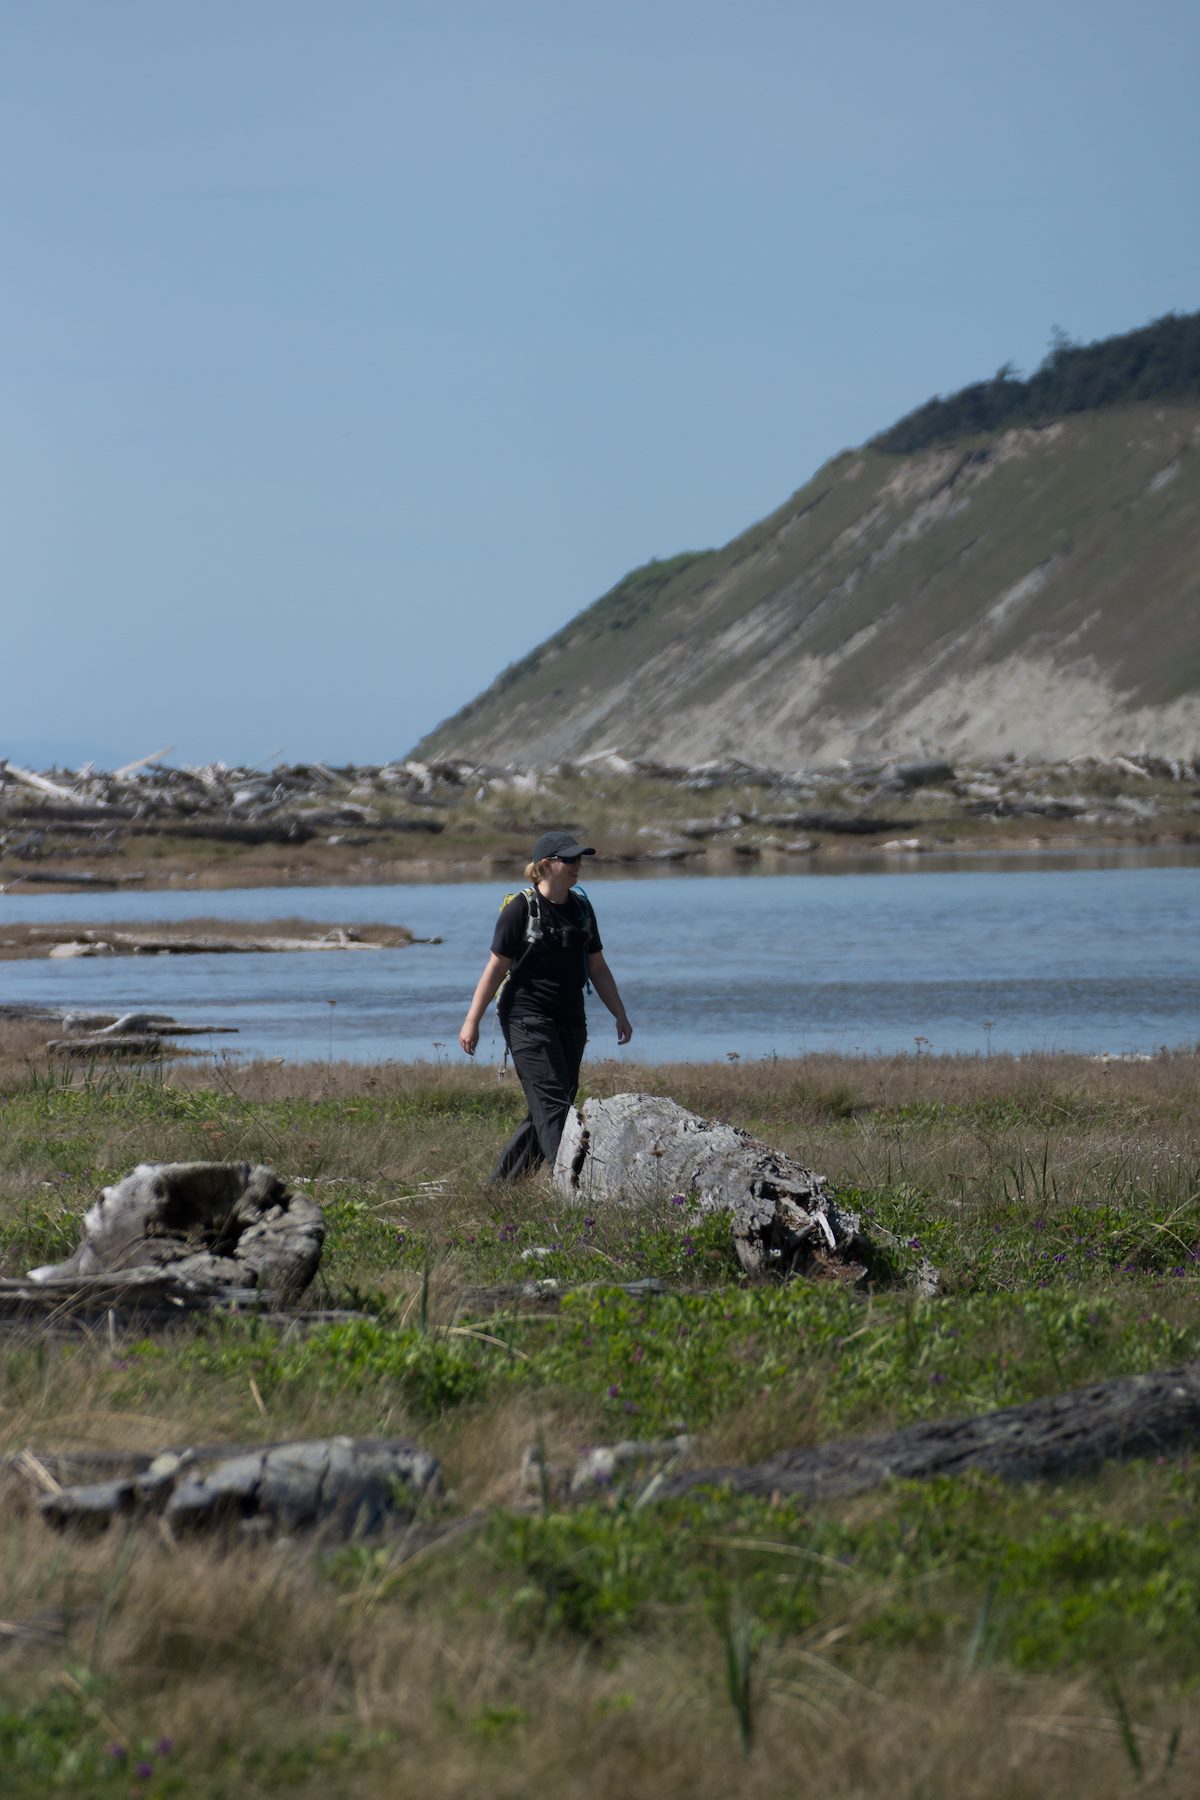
left=458, top=831, right=633, bottom=1181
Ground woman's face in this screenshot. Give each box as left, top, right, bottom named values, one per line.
left=553, top=855, right=581, bottom=887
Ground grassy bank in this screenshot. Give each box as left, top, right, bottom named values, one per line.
left=1, top=1043, right=1199, bottom=1795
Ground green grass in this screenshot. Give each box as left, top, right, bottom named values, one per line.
left=2, top=1047, right=1200, bottom=1795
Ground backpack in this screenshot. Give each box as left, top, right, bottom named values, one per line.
left=498, top=885, right=596, bottom=992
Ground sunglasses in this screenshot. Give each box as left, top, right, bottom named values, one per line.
left=555, top=854, right=582, bottom=866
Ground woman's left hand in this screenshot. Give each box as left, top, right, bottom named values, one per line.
left=615, top=1015, right=633, bottom=1046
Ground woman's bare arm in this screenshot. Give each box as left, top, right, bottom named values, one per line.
left=588, top=952, right=632, bottom=1045
left=459, top=952, right=512, bottom=1055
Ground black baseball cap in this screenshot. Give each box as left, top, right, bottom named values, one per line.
left=532, top=830, right=595, bottom=861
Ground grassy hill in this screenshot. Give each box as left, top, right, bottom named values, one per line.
left=416, top=320, right=1200, bottom=766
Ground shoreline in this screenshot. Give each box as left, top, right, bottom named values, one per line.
left=1, top=829, right=1198, bottom=896
left=3, top=749, right=1197, bottom=893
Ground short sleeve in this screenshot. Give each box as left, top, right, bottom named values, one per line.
left=583, top=899, right=602, bottom=955
left=491, top=894, right=528, bottom=960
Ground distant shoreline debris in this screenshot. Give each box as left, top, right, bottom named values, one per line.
left=1, top=749, right=1197, bottom=890
left=0, top=919, right=422, bottom=961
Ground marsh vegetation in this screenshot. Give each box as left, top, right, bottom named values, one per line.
left=1, top=1036, right=1199, bottom=1795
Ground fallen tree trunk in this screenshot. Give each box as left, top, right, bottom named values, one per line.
left=62, top=1010, right=235, bottom=1036
left=656, top=1362, right=1200, bottom=1502
left=34, top=1436, right=441, bottom=1539
left=44, top=1010, right=239, bottom=1056
left=553, top=1093, right=868, bottom=1280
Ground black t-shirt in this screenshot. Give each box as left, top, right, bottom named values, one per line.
left=492, top=890, right=602, bottom=1024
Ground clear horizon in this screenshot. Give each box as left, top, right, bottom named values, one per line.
left=5, top=0, right=1199, bottom=770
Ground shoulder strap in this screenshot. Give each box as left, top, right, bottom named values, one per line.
left=505, top=887, right=542, bottom=983
left=574, top=885, right=596, bottom=994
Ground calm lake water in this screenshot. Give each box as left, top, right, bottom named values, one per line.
left=3, top=858, right=1198, bottom=1064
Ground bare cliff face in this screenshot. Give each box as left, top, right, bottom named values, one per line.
left=416, top=404, right=1200, bottom=766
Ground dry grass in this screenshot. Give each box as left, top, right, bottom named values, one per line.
left=2, top=1036, right=1199, bottom=1793
left=1, top=1506, right=1194, bottom=1797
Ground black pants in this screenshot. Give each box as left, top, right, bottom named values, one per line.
left=491, top=1010, right=587, bottom=1182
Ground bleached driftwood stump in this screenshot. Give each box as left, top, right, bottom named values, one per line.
left=29, top=1162, right=324, bottom=1305
left=553, top=1093, right=868, bottom=1280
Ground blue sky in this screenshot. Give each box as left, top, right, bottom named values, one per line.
left=4, top=0, right=1198, bottom=768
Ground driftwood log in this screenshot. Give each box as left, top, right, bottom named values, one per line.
left=553, top=1093, right=868, bottom=1280
left=36, top=1437, right=441, bottom=1539
left=46, top=1010, right=240, bottom=1057
left=28, top=1162, right=324, bottom=1305
left=43, top=928, right=412, bottom=957
left=0, top=1269, right=263, bottom=1327
left=655, top=1362, right=1200, bottom=1503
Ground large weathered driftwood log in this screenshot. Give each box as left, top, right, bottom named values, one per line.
left=29, top=1162, right=324, bottom=1304
left=37, top=1437, right=441, bottom=1539
left=553, top=1093, right=868, bottom=1280
left=655, top=1362, right=1200, bottom=1502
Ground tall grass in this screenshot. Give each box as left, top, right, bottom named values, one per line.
left=1, top=1036, right=1199, bottom=1794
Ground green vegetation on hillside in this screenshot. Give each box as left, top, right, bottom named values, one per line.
left=415, top=307, right=1200, bottom=768
left=449, top=549, right=719, bottom=726
left=873, top=310, right=1200, bottom=453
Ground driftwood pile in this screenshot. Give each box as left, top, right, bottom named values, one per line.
left=554, top=1092, right=870, bottom=1281
left=0, top=756, right=449, bottom=858
left=2, top=747, right=1195, bottom=883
